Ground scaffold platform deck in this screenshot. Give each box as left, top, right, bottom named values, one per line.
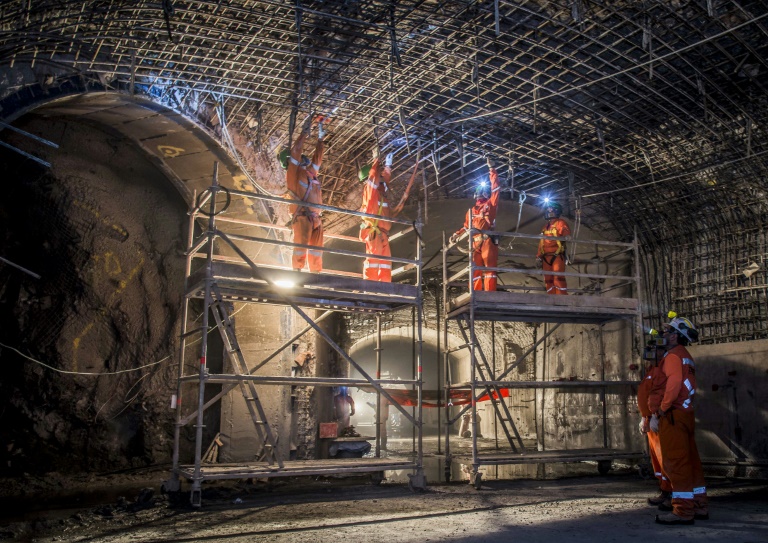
left=176, top=458, right=418, bottom=481
left=186, top=262, right=419, bottom=313
left=446, top=290, right=639, bottom=324
left=451, top=447, right=643, bottom=466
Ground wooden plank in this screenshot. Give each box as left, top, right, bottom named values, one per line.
left=447, top=290, right=638, bottom=324
left=205, top=262, right=417, bottom=297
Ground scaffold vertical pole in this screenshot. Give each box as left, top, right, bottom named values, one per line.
left=190, top=162, right=219, bottom=507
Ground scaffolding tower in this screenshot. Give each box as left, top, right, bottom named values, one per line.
left=165, top=164, right=426, bottom=506
left=441, top=223, right=646, bottom=488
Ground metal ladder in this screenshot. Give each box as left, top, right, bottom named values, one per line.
left=456, top=315, right=525, bottom=452
left=208, top=283, right=283, bottom=468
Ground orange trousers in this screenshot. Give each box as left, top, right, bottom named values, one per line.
left=658, top=409, right=708, bottom=519
left=471, top=237, right=498, bottom=291
left=542, top=253, right=567, bottom=294
left=292, top=214, right=323, bottom=272
left=647, top=429, right=672, bottom=492
left=361, top=227, right=391, bottom=282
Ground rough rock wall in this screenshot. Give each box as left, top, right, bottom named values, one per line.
left=0, top=116, right=187, bottom=474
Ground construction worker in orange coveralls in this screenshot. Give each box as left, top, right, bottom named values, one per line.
left=637, top=338, right=673, bottom=509
left=359, top=152, right=395, bottom=281
left=282, top=119, right=325, bottom=272
left=359, top=152, right=418, bottom=282
left=536, top=201, right=570, bottom=294
left=450, top=156, right=501, bottom=291
left=649, top=317, right=709, bottom=525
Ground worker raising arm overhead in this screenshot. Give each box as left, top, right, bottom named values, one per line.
left=280, top=118, right=325, bottom=272
left=450, top=156, right=501, bottom=291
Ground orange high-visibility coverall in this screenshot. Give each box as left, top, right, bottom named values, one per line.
left=638, top=365, right=672, bottom=494
left=286, top=131, right=324, bottom=272
left=454, top=167, right=501, bottom=291
left=649, top=345, right=708, bottom=520
left=537, top=217, right=570, bottom=294
left=359, top=157, right=393, bottom=282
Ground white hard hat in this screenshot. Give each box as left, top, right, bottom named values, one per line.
left=665, top=316, right=699, bottom=343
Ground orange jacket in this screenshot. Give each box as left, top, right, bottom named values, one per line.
left=537, top=217, right=570, bottom=257
left=649, top=345, right=697, bottom=414
left=455, top=168, right=501, bottom=237
left=286, top=131, right=324, bottom=217
left=637, top=366, right=659, bottom=418
left=360, top=157, right=393, bottom=233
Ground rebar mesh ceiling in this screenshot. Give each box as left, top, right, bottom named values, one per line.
left=1, top=0, right=767, bottom=242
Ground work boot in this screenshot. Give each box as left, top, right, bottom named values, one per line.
left=657, top=498, right=673, bottom=512
left=694, top=510, right=709, bottom=520
left=655, top=513, right=694, bottom=525
left=647, top=491, right=670, bottom=507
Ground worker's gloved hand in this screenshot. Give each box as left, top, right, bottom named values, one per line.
left=649, top=413, right=660, bottom=433
left=486, top=156, right=493, bottom=169
left=449, top=233, right=459, bottom=246
left=639, top=417, right=648, bottom=434
left=565, top=256, right=571, bottom=266
left=318, top=122, right=325, bottom=140
left=535, top=257, right=543, bottom=269
left=385, top=152, right=394, bottom=167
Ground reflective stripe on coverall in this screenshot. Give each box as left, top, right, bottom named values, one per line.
left=286, top=131, right=324, bottom=272
left=638, top=366, right=671, bottom=492
left=454, top=167, right=501, bottom=291
left=360, top=157, right=393, bottom=282
left=651, top=346, right=708, bottom=519
left=537, top=217, right=570, bottom=295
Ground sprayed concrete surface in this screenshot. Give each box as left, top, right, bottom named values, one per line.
left=1, top=471, right=765, bottom=542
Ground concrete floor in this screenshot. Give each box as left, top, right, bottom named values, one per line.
left=2, top=470, right=766, bottom=542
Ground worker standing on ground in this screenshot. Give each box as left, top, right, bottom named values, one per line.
left=536, top=201, right=570, bottom=294
left=638, top=337, right=673, bottom=509
left=280, top=118, right=325, bottom=272
left=450, top=156, right=501, bottom=291
left=359, top=152, right=418, bottom=282
left=334, top=386, right=356, bottom=432
left=649, top=316, right=709, bottom=525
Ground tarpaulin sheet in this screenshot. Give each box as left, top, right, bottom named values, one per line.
left=356, top=387, right=511, bottom=408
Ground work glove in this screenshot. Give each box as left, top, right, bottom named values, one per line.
left=486, top=156, right=493, bottom=169
left=318, top=122, right=325, bottom=140
left=385, top=152, right=394, bottom=167
left=565, top=256, right=571, bottom=266
left=449, top=233, right=460, bottom=246
left=649, top=413, right=660, bottom=433
left=535, top=257, right=543, bottom=269
left=639, top=417, right=648, bottom=434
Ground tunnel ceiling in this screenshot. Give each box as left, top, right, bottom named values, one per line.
left=2, top=1, right=768, bottom=244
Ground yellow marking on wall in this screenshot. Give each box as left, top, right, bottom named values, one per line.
left=71, top=250, right=146, bottom=372
left=158, top=145, right=185, bottom=158
left=72, top=200, right=129, bottom=240
left=233, top=174, right=256, bottom=215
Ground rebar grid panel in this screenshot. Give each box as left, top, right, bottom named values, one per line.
left=2, top=1, right=768, bottom=342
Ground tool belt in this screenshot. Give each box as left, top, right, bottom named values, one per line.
left=288, top=207, right=321, bottom=228
left=540, top=252, right=564, bottom=266
left=473, top=233, right=499, bottom=246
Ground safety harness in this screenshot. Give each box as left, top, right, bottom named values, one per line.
left=361, top=179, right=389, bottom=240
left=539, top=220, right=566, bottom=265
left=287, top=171, right=321, bottom=227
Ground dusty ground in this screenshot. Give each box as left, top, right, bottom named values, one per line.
left=1, top=469, right=766, bottom=543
